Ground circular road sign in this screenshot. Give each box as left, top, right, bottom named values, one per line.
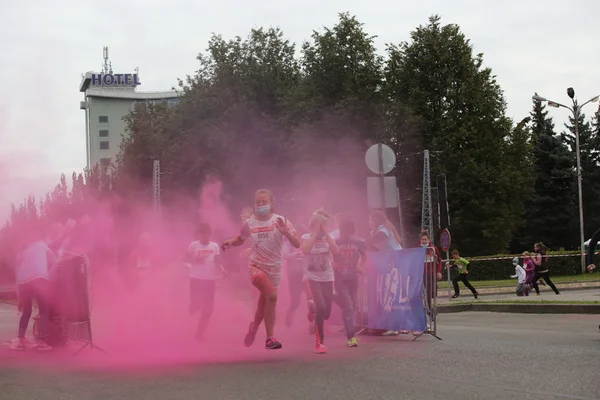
left=440, top=229, right=451, bottom=252
left=365, top=144, right=396, bottom=174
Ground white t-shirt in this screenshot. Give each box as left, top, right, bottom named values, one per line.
left=511, top=265, right=527, bottom=284
left=373, top=225, right=403, bottom=251
left=16, top=241, right=55, bottom=284
left=301, top=233, right=334, bottom=282
left=187, top=241, right=222, bottom=280
left=239, top=214, right=295, bottom=279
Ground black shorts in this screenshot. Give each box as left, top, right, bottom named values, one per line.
left=189, top=278, right=216, bottom=313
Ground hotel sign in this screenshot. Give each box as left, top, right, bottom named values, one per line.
left=91, top=73, right=140, bottom=87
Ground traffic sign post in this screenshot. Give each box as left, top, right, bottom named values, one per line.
left=440, top=229, right=451, bottom=252
left=440, top=228, right=452, bottom=300
left=365, top=143, right=396, bottom=211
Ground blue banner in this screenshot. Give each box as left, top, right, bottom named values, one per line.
left=367, top=248, right=427, bottom=331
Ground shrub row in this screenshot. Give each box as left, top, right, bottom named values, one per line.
left=443, top=251, right=585, bottom=281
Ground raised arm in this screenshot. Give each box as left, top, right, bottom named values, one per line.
left=222, top=222, right=250, bottom=251
left=300, top=234, right=318, bottom=255
left=325, top=234, right=339, bottom=254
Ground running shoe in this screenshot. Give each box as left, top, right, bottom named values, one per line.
left=474, top=292, right=479, bottom=299
left=347, top=337, right=359, bottom=347
left=14, top=339, right=29, bottom=351
left=451, top=293, right=460, bottom=299
left=244, top=322, right=257, bottom=347
left=382, top=330, right=399, bottom=336
left=399, top=330, right=410, bottom=334
left=34, top=341, right=53, bottom=351
left=315, top=342, right=327, bottom=354
left=307, top=300, right=316, bottom=322
left=265, top=337, right=282, bottom=350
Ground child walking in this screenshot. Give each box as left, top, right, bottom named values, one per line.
left=333, top=218, right=366, bottom=348
left=450, top=250, right=479, bottom=299
left=301, top=210, right=339, bottom=354
left=510, top=257, right=530, bottom=297
left=186, top=223, right=225, bottom=341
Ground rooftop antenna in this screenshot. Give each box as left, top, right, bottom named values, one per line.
left=102, top=46, right=111, bottom=74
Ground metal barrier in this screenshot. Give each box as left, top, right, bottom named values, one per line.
left=355, top=273, right=369, bottom=336
left=413, top=247, right=442, bottom=341
left=354, top=247, right=441, bottom=340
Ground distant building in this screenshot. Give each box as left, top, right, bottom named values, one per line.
left=79, top=47, right=179, bottom=169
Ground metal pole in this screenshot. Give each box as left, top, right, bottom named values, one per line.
left=396, top=186, right=405, bottom=245
left=378, top=144, right=386, bottom=210
left=446, top=250, right=451, bottom=300
left=574, top=108, right=586, bottom=273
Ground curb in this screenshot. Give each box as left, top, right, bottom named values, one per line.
left=438, top=303, right=600, bottom=314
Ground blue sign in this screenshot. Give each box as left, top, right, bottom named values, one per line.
left=367, top=248, right=427, bottom=331
left=91, top=73, right=140, bottom=87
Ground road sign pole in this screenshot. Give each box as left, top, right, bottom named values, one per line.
left=446, top=250, right=451, bottom=300
left=440, top=229, right=452, bottom=300
left=378, top=144, right=385, bottom=210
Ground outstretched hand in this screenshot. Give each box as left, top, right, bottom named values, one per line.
left=275, top=217, right=289, bottom=234
left=221, top=239, right=234, bottom=252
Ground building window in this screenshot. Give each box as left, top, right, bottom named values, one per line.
left=100, top=158, right=111, bottom=167
left=99, top=129, right=109, bottom=137
left=99, top=141, right=109, bottom=150
left=167, top=98, right=180, bottom=106
left=99, top=115, right=109, bottom=123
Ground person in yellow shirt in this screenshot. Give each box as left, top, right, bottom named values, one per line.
left=449, top=250, right=479, bottom=299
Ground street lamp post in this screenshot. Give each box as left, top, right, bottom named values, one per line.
left=532, top=90, right=600, bottom=274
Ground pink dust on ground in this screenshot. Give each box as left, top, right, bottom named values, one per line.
left=0, top=268, right=375, bottom=376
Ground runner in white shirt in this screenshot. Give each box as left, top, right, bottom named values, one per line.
left=185, top=223, right=225, bottom=341
left=222, top=189, right=300, bottom=350
left=301, top=209, right=339, bottom=354
left=510, top=257, right=530, bottom=297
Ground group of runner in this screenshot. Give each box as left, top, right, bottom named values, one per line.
left=187, top=189, right=405, bottom=354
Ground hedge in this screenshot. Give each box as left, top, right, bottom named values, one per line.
left=444, top=251, right=585, bottom=281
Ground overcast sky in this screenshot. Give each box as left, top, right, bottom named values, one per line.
left=1, top=0, right=599, bottom=222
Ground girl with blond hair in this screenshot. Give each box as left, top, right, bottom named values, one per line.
left=300, top=209, right=339, bottom=354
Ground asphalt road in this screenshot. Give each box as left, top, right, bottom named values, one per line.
left=0, top=309, right=599, bottom=400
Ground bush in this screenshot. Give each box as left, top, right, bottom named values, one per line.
left=444, top=251, right=583, bottom=281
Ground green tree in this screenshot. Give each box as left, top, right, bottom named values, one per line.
left=522, top=98, right=576, bottom=250
left=564, top=112, right=600, bottom=239
left=384, top=15, right=524, bottom=253
left=505, top=117, right=535, bottom=251
left=297, top=13, right=383, bottom=124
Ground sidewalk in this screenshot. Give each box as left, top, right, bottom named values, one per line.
left=436, top=280, right=600, bottom=298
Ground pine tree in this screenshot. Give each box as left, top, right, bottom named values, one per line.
left=564, top=111, right=600, bottom=239
left=524, top=97, right=577, bottom=249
